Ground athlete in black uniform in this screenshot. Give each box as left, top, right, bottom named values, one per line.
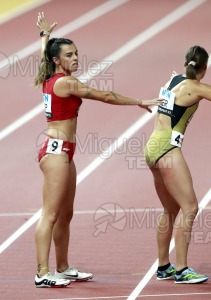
left=145, top=46, right=211, bottom=284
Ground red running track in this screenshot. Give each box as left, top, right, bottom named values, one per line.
left=0, top=0, right=211, bottom=299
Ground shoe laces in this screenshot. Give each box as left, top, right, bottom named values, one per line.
left=46, top=272, right=60, bottom=280
left=183, top=268, right=205, bottom=278
left=184, top=268, right=196, bottom=275
left=67, top=267, right=78, bottom=273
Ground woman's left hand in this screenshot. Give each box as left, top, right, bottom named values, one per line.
left=37, top=12, right=57, bottom=33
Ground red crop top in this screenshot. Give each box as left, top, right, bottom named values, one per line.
left=42, top=73, right=82, bottom=122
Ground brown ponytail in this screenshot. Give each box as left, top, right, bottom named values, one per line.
left=34, top=38, right=73, bottom=87
left=185, top=45, right=209, bottom=80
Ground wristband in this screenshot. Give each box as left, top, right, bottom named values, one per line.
left=40, top=31, right=50, bottom=37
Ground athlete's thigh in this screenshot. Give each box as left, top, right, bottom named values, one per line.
left=150, top=166, right=180, bottom=213
left=40, top=153, right=71, bottom=213
left=157, top=148, right=197, bottom=209
left=59, top=160, right=77, bottom=218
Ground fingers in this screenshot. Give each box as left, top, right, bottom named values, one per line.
left=143, top=98, right=163, bottom=106
left=51, top=22, right=58, bottom=30
left=37, top=12, right=58, bottom=32
left=171, top=70, right=178, bottom=79
left=37, top=12, right=44, bottom=28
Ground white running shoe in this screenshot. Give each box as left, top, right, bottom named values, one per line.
left=35, top=272, right=71, bottom=288
left=55, top=267, right=93, bottom=281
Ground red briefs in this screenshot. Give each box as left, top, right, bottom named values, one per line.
left=38, top=138, right=76, bottom=163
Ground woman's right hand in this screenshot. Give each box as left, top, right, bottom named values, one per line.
left=37, top=12, right=57, bottom=33
left=171, top=70, right=178, bottom=79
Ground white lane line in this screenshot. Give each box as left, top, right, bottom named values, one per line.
left=128, top=187, right=211, bottom=300
left=139, top=292, right=211, bottom=297
left=0, top=0, right=129, bottom=140
left=1, top=206, right=211, bottom=217
left=0, top=208, right=163, bottom=217
left=104, top=0, right=207, bottom=62
left=0, top=105, right=44, bottom=140
left=41, top=297, right=129, bottom=300
left=77, top=107, right=156, bottom=184
left=0, top=0, right=129, bottom=71
left=39, top=291, right=211, bottom=300
left=0, top=0, right=51, bottom=25
left=0, top=0, right=208, bottom=139
left=0, top=107, right=157, bottom=254
left=0, top=0, right=208, bottom=255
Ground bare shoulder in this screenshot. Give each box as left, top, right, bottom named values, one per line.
left=55, top=75, right=77, bottom=86
left=181, top=80, right=211, bottom=101
left=54, top=75, right=78, bottom=97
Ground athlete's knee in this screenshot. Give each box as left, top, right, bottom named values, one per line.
left=58, top=210, right=73, bottom=225
left=189, top=202, right=199, bottom=216
left=185, top=201, right=198, bottom=215
left=44, top=211, right=61, bottom=225
left=181, top=202, right=199, bottom=226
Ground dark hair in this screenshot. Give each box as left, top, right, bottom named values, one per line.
left=34, top=38, right=73, bottom=87
left=185, top=45, right=209, bottom=79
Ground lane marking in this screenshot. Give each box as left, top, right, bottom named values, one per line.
left=0, top=0, right=51, bottom=25
left=0, top=0, right=209, bottom=140
left=0, top=0, right=129, bottom=139
left=38, top=291, right=211, bottom=300
left=0, top=107, right=157, bottom=254
left=1, top=206, right=211, bottom=217
left=0, top=0, right=208, bottom=139
left=0, top=208, right=164, bottom=217
left=0, top=0, right=129, bottom=78
left=128, top=188, right=211, bottom=300
left=0, top=0, right=209, bottom=259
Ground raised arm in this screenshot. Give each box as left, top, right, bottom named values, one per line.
left=37, top=12, right=57, bottom=59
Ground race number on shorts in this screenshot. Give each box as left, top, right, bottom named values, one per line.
left=171, top=131, right=184, bottom=147
left=46, top=139, right=63, bottom=154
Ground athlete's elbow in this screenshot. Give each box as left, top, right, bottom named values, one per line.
left=101, top=91, right=112, bottom=103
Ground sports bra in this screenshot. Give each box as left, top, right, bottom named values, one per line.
left=158, top=75, right=199, bottom=133
left=42, top=73, right=82, bottom=122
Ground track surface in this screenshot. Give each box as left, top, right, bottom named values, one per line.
left=0, top=1, right=211, bottom=299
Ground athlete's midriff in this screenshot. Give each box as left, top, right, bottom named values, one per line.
left=46, top=118, right=77, bottom=143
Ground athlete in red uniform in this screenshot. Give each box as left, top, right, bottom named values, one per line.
left=38, top=73, right=82, bottom=163
left=34, top=12, right=163, bottom=288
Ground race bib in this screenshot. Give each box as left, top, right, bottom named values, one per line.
left=46, top=139, right=63, bottom=154
left=171, top=131, right=184, bottom=147
left=158, top=87, right=175, bottom=116
left=43, top=93, right=52, bottom=118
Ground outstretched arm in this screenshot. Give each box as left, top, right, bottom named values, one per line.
left=36, top=12, right=57, bottom=58
left=55, top=76, right=163, bottom=112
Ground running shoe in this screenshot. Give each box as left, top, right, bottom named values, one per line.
left=156, top=264, right=176, bottom=280
left=55, top=267, right=93, bottom=281
left=35, top=272, right=71, bottom=288
left=174, top=268, right=208, bottom=284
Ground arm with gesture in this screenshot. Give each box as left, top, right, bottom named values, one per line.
left=37, top=12, right=57, bottom=58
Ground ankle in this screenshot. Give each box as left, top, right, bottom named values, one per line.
left=56, top=265, right=69, bottom=273
left=158, top=262, right=171, bottom=271
left=176, top=266, right=188, bottom=275
left=37, top=266, right=49, bottom=277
